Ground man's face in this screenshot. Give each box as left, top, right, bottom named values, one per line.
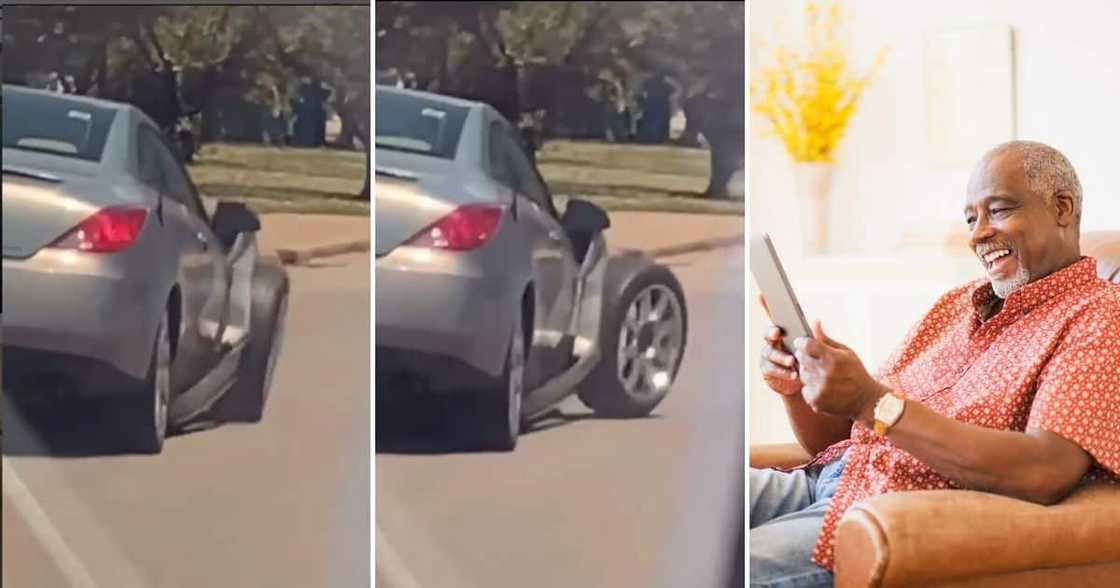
left=964, top=153, right=1069, bottom=298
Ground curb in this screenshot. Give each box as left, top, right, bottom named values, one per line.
left=270, top=233, right=743, bottom=266
left=644, top=234, right=744, bottom=259
left=273, top=240, right=370, bottom=265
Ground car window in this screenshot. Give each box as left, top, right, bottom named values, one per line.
left=146, top=130, right=208, bottom=221
left=136, top=127, right=166, bottom=191
left=501, top=126, right=557, bottom=217
left=487, top=121, right=516, bottom=189
left=2, top=85, right=117, bottom=161
left=375, top=89, right=469, bottom=159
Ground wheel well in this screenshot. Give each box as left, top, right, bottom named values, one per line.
left=167, top=286, right=182, bottom=359
left=521, top=284, right=534, bottom=352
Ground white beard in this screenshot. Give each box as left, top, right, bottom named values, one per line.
left=991, top=263, right=1031, bottom=298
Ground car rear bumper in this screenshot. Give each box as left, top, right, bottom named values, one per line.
left=375, top=245, right=514, bottom=383
left=2, top=249, right=160, bottom=385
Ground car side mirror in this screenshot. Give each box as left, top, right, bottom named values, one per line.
left=561, top=198, right=611, bottom=235
left=212, top=201, right=261, bottom=250
left=561, top=199, right=611, bottom=263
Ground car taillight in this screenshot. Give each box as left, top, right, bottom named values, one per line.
left=49, top=206, right=149, bottom=253
left=406, top=204, right=504, bottom=251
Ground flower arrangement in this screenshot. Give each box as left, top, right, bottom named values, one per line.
left=751, top=1, right=887, bottom=163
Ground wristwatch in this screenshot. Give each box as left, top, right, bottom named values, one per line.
left=873, top=391, right=906, bottom=436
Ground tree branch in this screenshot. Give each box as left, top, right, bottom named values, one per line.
left=563, top=3, right=608, bottom=67
left=475, top=9, right=511, bottom=67
left=140, top=20, right=174, bottom=74
left=258, top=8, right=316, bottom=78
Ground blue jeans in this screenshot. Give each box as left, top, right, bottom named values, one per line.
left=749, top=453, right=848, bottom=588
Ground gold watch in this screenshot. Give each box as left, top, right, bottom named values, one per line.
left=873, top=391, right=906, bottom=436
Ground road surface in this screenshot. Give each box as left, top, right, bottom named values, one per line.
left=376, top=245, right=746, bottom=588
left=3, top=254, right=371, bottom=588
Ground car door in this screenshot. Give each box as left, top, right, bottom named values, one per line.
left=491, top=120, right=581, bottom=346
left=138, top=126, right=229, bottom=386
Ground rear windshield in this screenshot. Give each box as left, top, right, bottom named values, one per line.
left=375, top=90, right=469, bottom=159
left=2, top=86, right=117, bottom=162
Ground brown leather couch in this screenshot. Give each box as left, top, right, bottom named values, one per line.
left=750, top=231, right=1120, bottom=587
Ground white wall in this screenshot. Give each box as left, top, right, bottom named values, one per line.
left=751, top=0, right=1120, bottom=257
left=749, top=0, right=1120, bottom=444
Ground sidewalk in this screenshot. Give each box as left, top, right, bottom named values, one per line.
left=258, top=214, right=371, bottom=257
left=605, top=211, right=743, bottom=256
left=258, top=210, right=743, bottom=264
left=258, top=214, right=371, bottom=264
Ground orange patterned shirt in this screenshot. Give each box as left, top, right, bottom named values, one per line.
left=806, top=256, right=1120, bottom=570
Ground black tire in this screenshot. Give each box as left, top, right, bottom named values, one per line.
left=475, top=309, right=526, bottom=451
left=578, top=257, right=688, bottom=418
left=133, top=314, right=172, bottom=454
left=214, top=261, right=290, bottom=423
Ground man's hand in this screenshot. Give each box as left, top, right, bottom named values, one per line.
left=759, top=295, right=803, bottom=396
left=793, top=321, right=887, bottom=421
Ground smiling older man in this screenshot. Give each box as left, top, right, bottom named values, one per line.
left=750, top=141, right=1120, bottom=588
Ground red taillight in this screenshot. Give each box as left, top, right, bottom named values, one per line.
left=49, top=206, right=149, bottom=253
left=406, top=204, right=504, bottom=251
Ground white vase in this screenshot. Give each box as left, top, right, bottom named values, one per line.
left=793, top=163, right=834, bottom=255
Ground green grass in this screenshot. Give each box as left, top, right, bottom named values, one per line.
left=189, top=143, right=369, bottom=216
left=558, top=194, right=744, bottom=216
left=537, top=140, right=743, bottom=215
left=186, top=140, right=740, bottom=217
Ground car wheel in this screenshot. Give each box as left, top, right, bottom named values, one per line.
left=476, top=310, right=525, bottom=451
left=214, top=261, right=289, bottom=423
left=134, top=315, right=172, bottom=454
left=579, top=259, right=687, bottom=418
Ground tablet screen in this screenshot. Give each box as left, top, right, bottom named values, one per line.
left=749, top=233, right=811, bottom=351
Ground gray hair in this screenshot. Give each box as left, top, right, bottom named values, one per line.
left=982, top=141, right=1083, bottom=221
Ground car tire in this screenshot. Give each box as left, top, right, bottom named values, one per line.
left=475, top=309, right=526, bottom=451
left=578, top=258, right=687, bottom=418
left=214, top=261, right=290, bottom=423
left=133, top=314, right=173, bottom=454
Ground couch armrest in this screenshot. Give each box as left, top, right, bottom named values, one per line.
left=1082, top=231, right=1120, bottom=282
left=833, top=483, right=1120, bottom=588
left=749, top=443, right=811, bottom=470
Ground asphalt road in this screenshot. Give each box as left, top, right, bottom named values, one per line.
left=2, top=253, right=371, bottom=588
left=376, top=245, right=746, bottom=588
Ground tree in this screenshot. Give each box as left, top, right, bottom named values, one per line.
left=620, top=2, right=745, bottom=197
left=5, top=6, right=372, bottom=198
left=375, top=2, right=744, bottom=197
left=261, top=6, right=370, bottom=197
left=3, top=5, right=252, bottom=132
left=1, top=6, right=155, bottom=94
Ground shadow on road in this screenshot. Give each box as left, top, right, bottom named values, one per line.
left=2, top=392, right=235, bottom=458
left=4, top=395, right=139, bottom=458
left=376, top=395, right=622, bottom=455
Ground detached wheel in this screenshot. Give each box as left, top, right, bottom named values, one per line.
left=579, top=258, right=687, bottom=418
left=134, top=314, right=172, bottom=454
left=215, top=261, right=289, bottom=423
left=476, top=309, right=526, bottom=451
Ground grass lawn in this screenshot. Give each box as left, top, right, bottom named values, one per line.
left=190, top=143, right=369, bottom=216
left=188, top=140, right=741, bottom=217
left=537, top=140, right=743, bottom=216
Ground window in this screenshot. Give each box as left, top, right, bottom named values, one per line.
left=141, top=126, right=208, bottom=221
left=136, top=127, right=165, bottom=191
left=488, top=121, right=516, bottom=189
left=502, top=127, right=557, bottom=217
left=2, top=86, right=117, bottom=162
left=375, top=90, right=470, bottom=159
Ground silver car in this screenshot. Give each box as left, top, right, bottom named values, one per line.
left=2, top=84, right=289, bottom=453
left=375, top=86, right=688, bottom=450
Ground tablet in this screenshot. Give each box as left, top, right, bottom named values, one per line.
left=750, top=233, right=811, bottom=351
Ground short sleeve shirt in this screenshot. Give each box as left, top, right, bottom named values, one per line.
left=805, top=256, right=1120, bottom=570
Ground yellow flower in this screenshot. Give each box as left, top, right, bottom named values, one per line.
left=751, top=0, right=887, bottom=163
